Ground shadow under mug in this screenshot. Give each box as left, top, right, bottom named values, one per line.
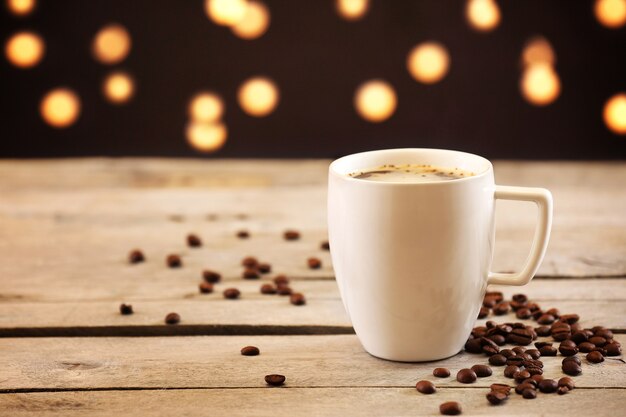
left=328, top=148, right=553, bottom=362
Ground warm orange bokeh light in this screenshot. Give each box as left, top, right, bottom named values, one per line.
left=354, top=79, right=397, bottom=123
left=466, top=0, right=501, bottom=32
left=205, top=0, right=248, bottom=26
left=407, top=42, right=450, bottom=84
left=189, top=92, right=224, bottom=123
left=335, top=0, right=369, bottom=21
left=237, top=77, right=279, bottom=117
left=522, top=37, right=556, bottom=67
left=231, top=1, right=270, bottom=40
left=186, top=122, right=228, bottom=152
left=520, top=63, right=560, bottom=106
left=92, top=24, right=131, bottom=65
left=6, top=0, right=36, bottom=16
left=603, top=93, right=626, bottom=134
left=5, top=31, right=44, bottom=68
left=40, top=88, right=81, bottom=128
left=594, top=0, right=626, bottom=28
left=103, top=72, right=135, bottom=104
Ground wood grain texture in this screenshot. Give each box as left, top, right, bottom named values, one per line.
left=1, top=388, right=626, bottom=417
left=0, top=335, right=623, bottom=390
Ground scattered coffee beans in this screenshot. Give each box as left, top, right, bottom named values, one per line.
left=276, top=285, right=293, bottom=296
left=260, top=284, right=277, bottom=294
left=307, top=257, right=322, bottom=269
left=557, top=386, right=569, bottom=395
left=488, top=354, right=507, bottom=366
left=538, top=379, right=558, bottom=393
left=258, top=263, right=272, bottom=274
left=539, top=345, right=557, bottom=356
left=223, top=288, right=241, bottom=299
left=199, top=282, right=213, bottom=294
left=283, top=230, right=300, bottom=240
left=187, top=234, right=202, bottom=247
left=586, top=350, right=604, bottom=363
left=439, top=401, right=462, bottom=416
left=128, top=249, right=145, bottom=264
left=486, top=391, right=508, bottom=405
left=493, top=302, right=510, bottom=315
left=273, top=275, right=289, bottom=285
left=237, top=230, right=250, bottom=239
left=562, top=360, right=582, bottom=376
left=241, top=346, right=260, bottom=356
left=490, top=384, right=511, bottom=395
left=265, top=374, right=286, bottom=386
left=290, top=293, right=306, bottom=306
left=416, top=380, right=436, bottom=394
left=433, top=368, right=450, bottom=378
left=320, top=241, right=330, bottom=250
left=119, top=303, right=133, bottom=315
left=471, top=364, right=492, bottom=377
left=558, top=377, right=575, bottom=390
left=243, top=268, right=260, bottom=279
left=242, top=257, right=258, bottom=268
left=522, top=388, right=537, bottom=399
left=165, top=312, right=180, bottom=325
left=456, top=369, right=477, bottom=384
left=203, top=270, right=222, bottom=283
left=514, top=370, right=531, bottom=383
left=503, top=365, right=519, bottom=378
left=606, top=342, right=622, bottom=356
left=166, top=254, right=182, bottom=268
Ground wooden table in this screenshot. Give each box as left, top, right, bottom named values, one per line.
left=0, top=159, right=624, bottom=416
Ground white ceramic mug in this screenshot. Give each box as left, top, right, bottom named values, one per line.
left=328, top=149, right=553, bottom=362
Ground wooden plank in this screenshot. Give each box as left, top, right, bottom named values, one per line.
left=1, top=388, right=626, bottom=417
left=0, top=335, right=623, bottom=390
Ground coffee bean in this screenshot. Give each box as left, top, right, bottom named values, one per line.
left=535, top=326, right=551, bottom=337
left=290, top=293, right=306, bottom=306
left=551, top=323, right=571, bottom=342
left=320, top=241, right=330, bottom=250
left=202, top=270, right=222, bottom=283
left=586, top=350, right=605, bottom=363
left=477, top=307, right=489, bottom=319
left=562, top=356, right=581, bottom=366
left=128, top=249, right=145, bottom=264
left=557, top=386, right=569, bottom=395
left=307, top=257, right=322, bottom=269
left=534, top=341, right=552, bottom=349
left=589, top=336, right=607, bottom=347
left=237, top=230, right=250, bottom=239
left=486, top=391, right=508, bottom=405
left=223, top=288, right=240, bottom=299
left=242, top=256, right=258, bottom=268
left=510, top=300, right=526, bottom=310
left=538, top=379, right=558, bottom=393
left=515, top=382, right=535, bottom=395
left=456, top=368, right=477, bottom=384
left=471, top=364, right=492, bottom=377
left=532, top=309, right=544, bottom=320
left=241, top=346, right=260, bottom=356
left=562, top=361, right=582, bottom=376
left=119, top=303, right=133, bottom=315
left=506, top=357, right=524, bottom=367
left=483, top=297, right=497, bottom=308
left=199, top=282, right=213, bottom=294
left=558, top=377, right=575, bottom=390
left=560, top=314, right=580, bottom=324
left=537, top=314, right=555, bottom=325
left=522, top=359, right=544, bottom=369
left=439, top=401, right=462, bottom=416
left=539, top=346, right=558, bottom=356
left=514, top=370, right=531, bottom=383
left=594, top=328, right=614, bottom=340
left=493, top=302, right=510, bottom=315
left=526, top=367, right=543, bottom=376
left=416, top=380, right=436, bottom=394
left=526, top=349, right=541, bottom=359
left=265, top=374, right=286, bottom=386
left=273, top=275, right=289, bottom=285
left=488, top=334, right=506, bottom=346
left=546, top=307, right=560, bottom=317
left=489, top=354, right=507, bottom=366
left=558, top=343, right=578, bottom=357
left=485, top=291, right=504, bottom=302
left=433, top=368, right=450, bottom=378
left=606, top=342, right=622, bottom=356
left=165, top=312, right=180, bottom=325
left=260, top=284, right=277, bottom=294
left=592, top=347, right=607, bottom=356
left=276, top=285, right=292, bottom=296
left=516, top=308, right=532, bottom=319
left=187, top=234, right=202, bottom=247
left=571, top=331, right=589, bottom=344
left=531, top=374, right=544, bottom=383
left=166, top=254, right=182, bottom=268
left=522, top=388, right=537, bottom=399
left=482, top=344, right=499, bottom=356
left=257, top=263, right=272, bottom=274
left=504, top=365, right=519, bottom=378
left=490, top=384, right=511, bottom=395
left=522, top=378, right=537, bottom=387
left=578, top=342, right=596, bottom=353
left=283, top=230, right=300, bottom=240
left=512, top=293, right=528, bottom=303
left=243, top=268, right=260, bottom=279
left=506, top=328, right=533, bottom=346
left=500, top=349, right=515, bottom=358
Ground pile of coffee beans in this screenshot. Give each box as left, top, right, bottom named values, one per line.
left=414, top=292, right=621, bottom=415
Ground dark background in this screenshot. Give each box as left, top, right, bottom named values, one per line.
left=1, top=0, right=625, bottom=159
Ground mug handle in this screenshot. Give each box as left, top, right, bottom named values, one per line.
left=487, top=185, right=553, bottom=286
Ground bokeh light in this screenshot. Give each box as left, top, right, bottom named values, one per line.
left=205, top=0, right=248, bottom=26
left=354, top=79, right=397, bottom=123
left=40, top=88, right=81, bottom=128
left=520, top=63, right=561, bottom=106
left=522, top=37, right=556, bottom=67
left=92, top=24, right=131, bottom=65
left=603, top=93, right=626, bottom=134
left=594, top=0, right=626, bottom=28
left=103, top=72, right=135, bottom=104
left=6, top=0, right=36, bottom=16
left=189, top=92, right=224, bottom=123
left=465, top=0, right=501, bottom=32
left=406, top=42, right=450, bottom=84
left=335, top=0, right=369, bottom=21
left=237, top=77, right=279, bottom=117
left=186, top=122, right=228, bottom=152
left=4, top=31, right=45, bottom=69
left=231, top=0, right=270, bottom=40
